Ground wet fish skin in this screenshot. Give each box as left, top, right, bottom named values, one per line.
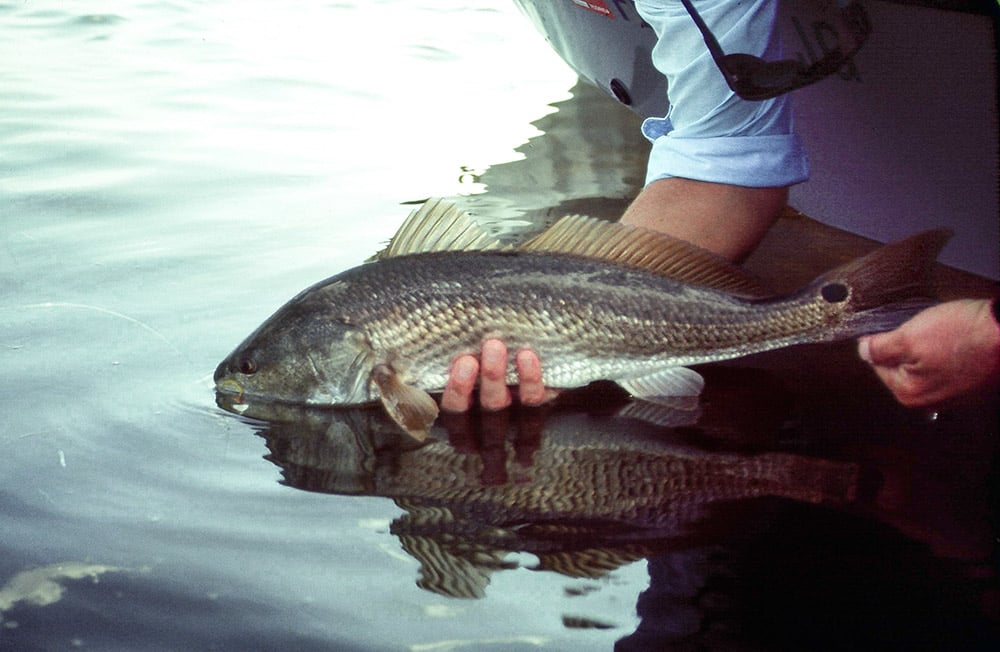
left=214, top=201, right=949, bottom=438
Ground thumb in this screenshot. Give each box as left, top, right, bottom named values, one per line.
left=858, top=330, right=910, bottom=367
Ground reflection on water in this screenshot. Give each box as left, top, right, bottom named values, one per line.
left=222, top=388, right=860, bottom=602
left=219, top=359, right=999, bottom=648
left=455, top=80, right=649, bottom=236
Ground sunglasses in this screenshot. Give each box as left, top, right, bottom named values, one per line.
left=679, top=0, right=871, bottom=101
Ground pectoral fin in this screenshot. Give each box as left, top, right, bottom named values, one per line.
left=371, top=364, right=439, bottom=441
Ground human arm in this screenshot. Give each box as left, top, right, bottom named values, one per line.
left=620, top=177, right=787, bottom=262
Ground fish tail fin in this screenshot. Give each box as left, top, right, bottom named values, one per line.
left=814, top=229, right=952, bottom=334
left=756, top=453, right=860, bottom=505
left=833, top=228, right=951, bottom=310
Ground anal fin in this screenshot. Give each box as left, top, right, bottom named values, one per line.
left=617, top=368, right=705, bottom=427
left=619, top=367, right=705, bottom=401
left=616, top=399, right=702, bottom=428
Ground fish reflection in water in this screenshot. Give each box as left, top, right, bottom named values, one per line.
left=218, top=379, right=859, bottom=601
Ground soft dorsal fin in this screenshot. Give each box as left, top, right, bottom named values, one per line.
left=379, top=198, right=502, bottom=258
left=519, top=214, right=765, bottom=296
left=534, top=548, right=645, bottom=579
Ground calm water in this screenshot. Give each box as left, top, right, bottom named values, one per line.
left=2, top=1, right=997, bottom=650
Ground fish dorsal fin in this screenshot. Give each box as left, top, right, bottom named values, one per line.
left=519, top=214, right=765, bottom=297
left=534, top=548, right=646, bottom=579
left=396, top=532, right=497, bottom=599
left=380, top=198, right=503, bottom=258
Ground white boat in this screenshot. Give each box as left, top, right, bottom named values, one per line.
left=512, top=0, right=998, bottom=279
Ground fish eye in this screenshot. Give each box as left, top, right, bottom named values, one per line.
left=820, top=282, right=849, bottom=303
left=237, top=356, right=258, bottom=375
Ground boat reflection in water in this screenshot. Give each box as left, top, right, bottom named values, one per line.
left=218, top=361, right=998, bottom=648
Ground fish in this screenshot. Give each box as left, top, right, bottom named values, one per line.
left=214, top=198, right=950, bottom=439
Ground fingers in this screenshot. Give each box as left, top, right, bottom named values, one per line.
left=868, top=300, right=1000, bottom=407
left=440, top=354, right=479, bottom=413
left=858, top=332, right=920, bottom=405
left=515, top=348, right=559, bottom=406
left=478, top=339, right=513, bottom=411
left=440, top=341, right=512, bottom=413
left=856, top=337, right=873, bottom=364
left=858, top=331, right=910, bottom=367
left=441, top=341, right=554, bottom=413
left=858, top=325, right=942, bottom=407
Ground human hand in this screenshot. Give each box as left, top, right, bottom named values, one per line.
left=857, top=299, right=1000, bottom=408
left=439, top=339, right=558, bottom=413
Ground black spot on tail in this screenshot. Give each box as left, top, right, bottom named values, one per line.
left=821, top=283, right=849, bottom=303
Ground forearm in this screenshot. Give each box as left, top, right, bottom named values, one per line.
left=627, top=1, right=803, bottom=262
left=620, top=177, right=787, bottom=262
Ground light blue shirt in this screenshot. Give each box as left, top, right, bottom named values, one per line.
left=635, top=0, right=809, bottom=187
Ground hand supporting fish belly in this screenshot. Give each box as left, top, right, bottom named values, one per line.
left=441, top=341, right=556, bottom=413
left=215, top=199, right=950, bottom=440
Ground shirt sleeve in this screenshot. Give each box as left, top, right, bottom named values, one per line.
left=635, top=0, right=809, bottom=187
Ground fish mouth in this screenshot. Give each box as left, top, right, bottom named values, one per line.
left=215, top=377, right=245, bottom=399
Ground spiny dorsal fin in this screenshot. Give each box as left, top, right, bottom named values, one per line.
left=396, top=531, right=496, bottom=599
left=380, top=198, right=502, bottom=258
left=518, top=214, right=765, bottom=297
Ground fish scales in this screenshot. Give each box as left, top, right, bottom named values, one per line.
left=326, top=250, right=836, bottom=387
left=215, top=200, right=949, bottom=437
